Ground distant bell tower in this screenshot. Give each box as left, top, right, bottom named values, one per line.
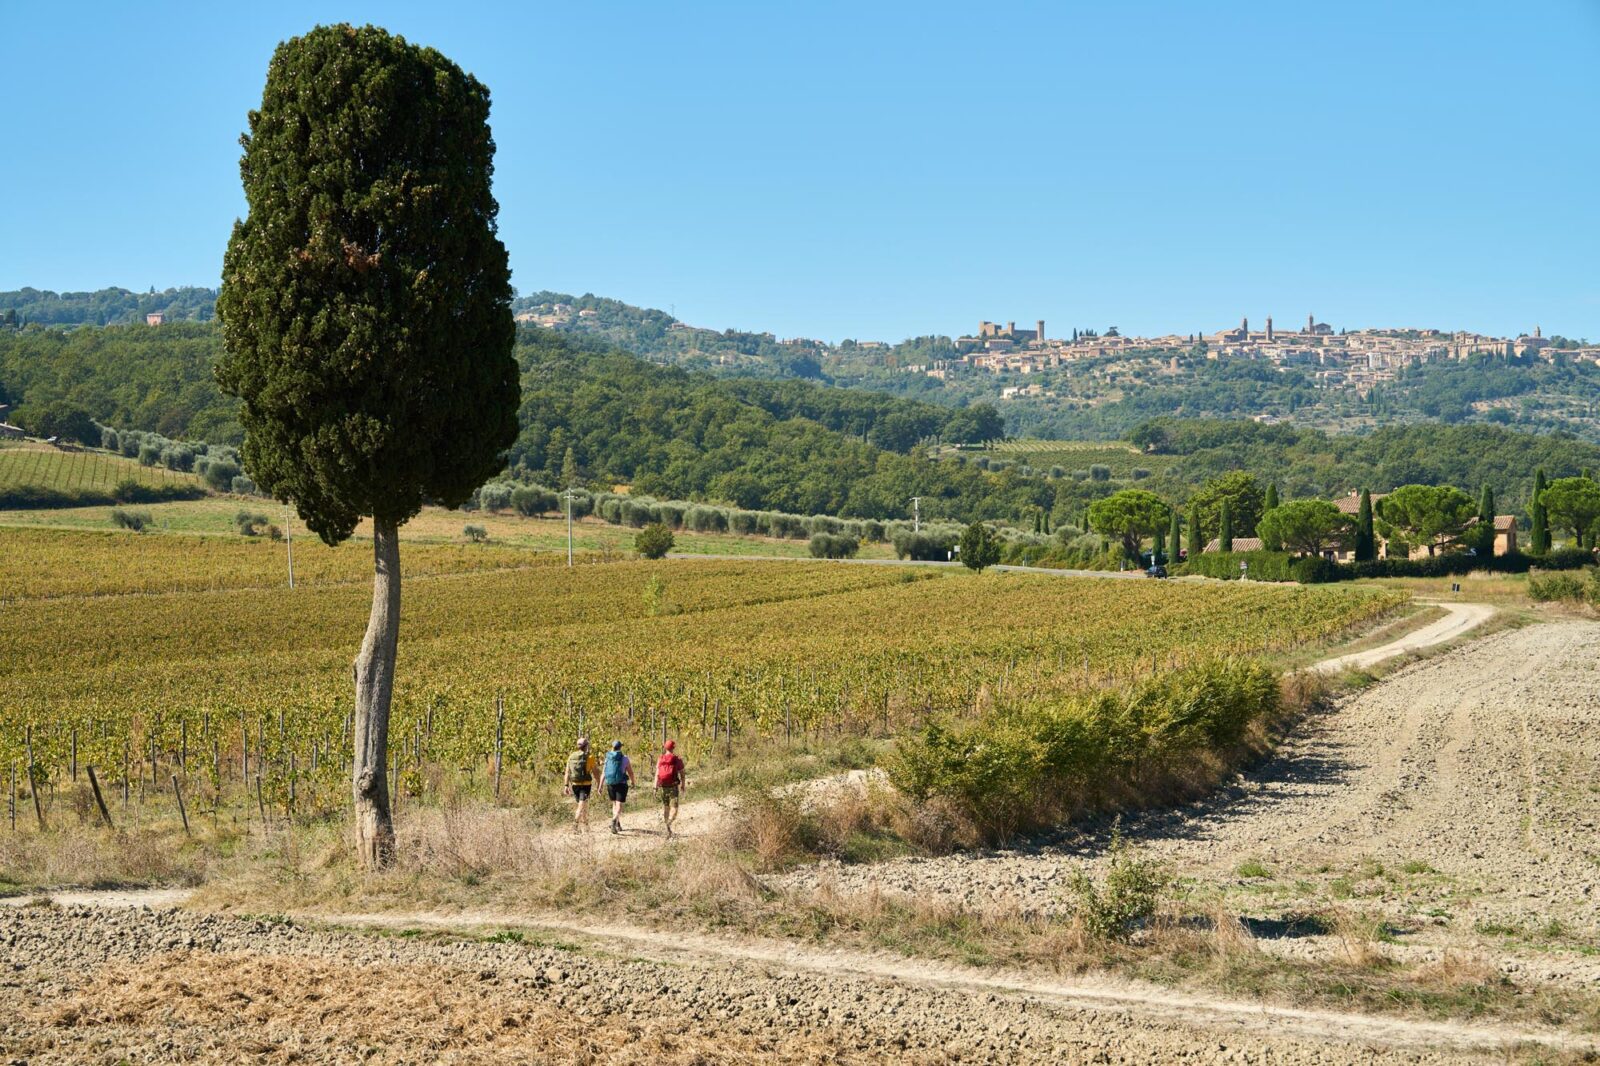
left=1266, top=316, right=1274, bottom=341
left=1241, top=316, right=1248, bottom=335
left=1307, top=312, right=1315, bottom=332
left=1037, top=319, right=1045, bottom=343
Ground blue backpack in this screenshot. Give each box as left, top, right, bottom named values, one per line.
left=603, top=749, right=628, bottom=785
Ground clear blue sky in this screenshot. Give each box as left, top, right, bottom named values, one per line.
left=3, top=1, right=1597, bottom=342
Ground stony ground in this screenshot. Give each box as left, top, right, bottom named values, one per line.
left=0, top=903, right=1557, bottom=1064
left=778, top=622, right=1600, bottom=984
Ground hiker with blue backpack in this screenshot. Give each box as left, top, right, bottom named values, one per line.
left=602, top=740, right=634, bottom=834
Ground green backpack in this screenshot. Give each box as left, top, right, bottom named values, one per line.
left=566, top=750, right=591, bottom=785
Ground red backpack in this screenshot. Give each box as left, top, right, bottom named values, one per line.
left=656, top=752, right=682, bottom=788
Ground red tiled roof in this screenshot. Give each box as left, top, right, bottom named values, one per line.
left=1203, top=537, right=1264, bottom=553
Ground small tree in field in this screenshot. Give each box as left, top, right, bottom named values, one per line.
left=636, top=522, right=675, bottom=559
left=958, top=521, right=1001, bottom=571
left=216, top=25, right=519, bottom=867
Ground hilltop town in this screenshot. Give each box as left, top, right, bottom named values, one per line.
left=934, top=315, right=1600, bottom=393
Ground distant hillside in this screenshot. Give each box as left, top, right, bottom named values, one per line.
left=0, top=287, right=217, bottom=326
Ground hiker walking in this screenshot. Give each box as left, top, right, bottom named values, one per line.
left=563, top=736, right=598, bottom=831
left=654, top=739, right=688, bottom=838
left=603, top=740, right=634, bottom=834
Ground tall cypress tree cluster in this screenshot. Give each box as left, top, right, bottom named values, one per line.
left=1354, top=488, right=1376, bottom=562
left=1530, top=468, right=1550, bottom=554
left=1218, top=499, right=1233, bottom=553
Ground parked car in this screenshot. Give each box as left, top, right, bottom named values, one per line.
left=1145, top=564, right=1168, bottom=579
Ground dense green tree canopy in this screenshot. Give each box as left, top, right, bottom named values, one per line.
left=1186, top=471, right=1265, bottom=541
left=1255, top=499, right=1350, bottom=556
left=216, top=24, right=519, bottom=545
left=1088, top=488, right=1170, bottom=559
left=1374, top=484, right=1479, bottom=555
left=1539, top=477, right=1600, bottom=543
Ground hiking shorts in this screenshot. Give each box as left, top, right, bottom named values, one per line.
left=658, top=785, right=680, bottom=804
left=606, top=783, right=629, bottom=803
left=570, top=784, right=591, bottom=802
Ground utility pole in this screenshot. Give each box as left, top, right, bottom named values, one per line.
left=910, top=496, right=922, bottom=533
left=284, top=502, right=295, bottom=589
left=564, top=488, right=575, bottom=567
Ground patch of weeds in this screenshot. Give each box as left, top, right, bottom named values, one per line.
left=1235, top=860, right=1271, bottom=880
left=1068, top=826, right=1171, bottom=942
left=484, top=929, right=526, bottom=944
left=1401, top=859, right=1436, bottom=876
left=237, top=912, right=293, bottom=926
left=1474, top=918, right=1523, bottom=938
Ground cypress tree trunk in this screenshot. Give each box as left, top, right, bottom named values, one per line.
left=353, top=518, right=400, bottom=867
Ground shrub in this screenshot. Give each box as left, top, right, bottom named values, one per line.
left=860, top=519, right=886, bottom=543
left=1071, top=470, right=1090, bottom=481
left=1049, top=465, right=1066, bottom=479
left=959, top=521, right=1002, bottom=571
left=1291, top=556, right=1344, bottom=585
left=1090, top=464, right=1112, bottom=481
left=655, top=501, right=688, bottom=529
left=137, top=443, right=161, bottom=466
left=231, top=475, right=258, bottom=495
left=620, top=498, right=656, bottom=528
left=118, top=431, right=143, bottom=458
left=463, top=524, right=488, bottom=543
left=100, top=427, right=120, bottom=452
left=887, top=658, right=1279, bottom=843
left=892, top=530, right=956, bottom=561
left=511, top=485, right=557, bottom=517
left=808, top=533, right=860, bottom=559
left=808, top=514, right=842, bottom=536
left=1131, top=468, right=1150, bottom=480
left=159, top=444, right=195, bottom=472
left=234, top=511, right=270, bottom=536
left=477, top=481, right=514, bottom=513
left=1177, top=550, right=1299, bottom=582
left=768, top=513, right=808, bottom=539
left=1068, top=827, right=1171, bottom=941
left=636, top=522, right=675, bottom=559
left=110, top=508, right=153, bottom=532
left=202, top=458, right=241, bottom=492
left=1528, top=570, right=1586, bottom=602
left=683, top=504, right=728, bottom=533
left=729, top=509, right=760, bottom=535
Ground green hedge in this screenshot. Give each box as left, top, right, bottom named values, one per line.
left=1175, top=550, right=1299, bottom=581
left=887, top=658, right=1279, bottom=843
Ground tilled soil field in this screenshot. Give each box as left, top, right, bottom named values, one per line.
left=0, top=904, right=1550, bottom=1064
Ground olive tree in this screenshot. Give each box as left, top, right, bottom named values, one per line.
left=216, top=25, right=519, bottom=866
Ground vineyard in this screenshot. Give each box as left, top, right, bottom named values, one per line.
left=0, top=529, right=1407, bottom=831
left=0, top=442, right=202, bottom=497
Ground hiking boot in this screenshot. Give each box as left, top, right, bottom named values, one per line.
left=610, top=818, right=619, bottom=834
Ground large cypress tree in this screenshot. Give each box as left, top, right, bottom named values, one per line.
left=1218, top=499, right=1233, bottom=553
left=1531, top=468, right=1551, bottom=554
left=1354, top=488, right=1376, bottom=562
left=1187, top=505, right=1203, bottom=559
left=1168, top=508, right=1182, bottom=563
left=216, top=25, right=519, bottom=866
left=1475, top=483, right=1496, bottom=554
left=1263, top=483, right=1279, bottom=513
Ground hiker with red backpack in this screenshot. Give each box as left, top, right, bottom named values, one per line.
left=654, top=739, right=688, bottom=838
left=602, top=740, right=634, bottom=834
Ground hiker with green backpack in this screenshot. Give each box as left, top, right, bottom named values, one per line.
left=602, top=739, right=634, bottom=834
left=563, top=736, right=599, bottom=831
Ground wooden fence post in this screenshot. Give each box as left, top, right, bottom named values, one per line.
left=171, top=775, right=190, bottom=836
left=86, top=766, right=113, bottom=829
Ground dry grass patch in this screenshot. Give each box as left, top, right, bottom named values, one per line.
left=31, top=950, right=911, bottom=1064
